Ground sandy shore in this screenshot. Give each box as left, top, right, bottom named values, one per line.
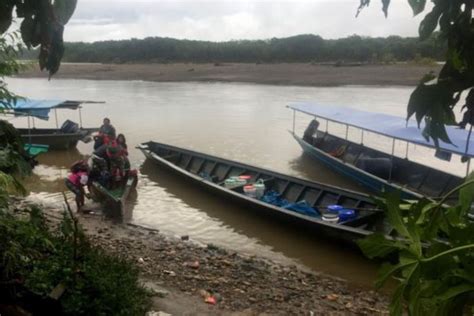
left=17, top=62, right=441, bottom=86
left=19, top=197, right=388, bottom=315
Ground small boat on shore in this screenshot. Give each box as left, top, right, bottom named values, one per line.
left=88, top=155, right=138, bottom=218
left=138, top=141, right=385, bottom=246
left=1, top=99, right=101, bottom=150
left=288, top=102, right=472, bottom=200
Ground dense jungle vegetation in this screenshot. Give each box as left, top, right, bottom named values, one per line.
left=21, top=34, right=445, bottom=64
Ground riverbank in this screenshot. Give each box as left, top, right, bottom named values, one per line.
left=22, top=198, right=388, bottom=315
left=16, top=62, right=441, bottom=86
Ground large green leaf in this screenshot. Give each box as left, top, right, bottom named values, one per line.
left=385, top=191, right=411, bottom=238
left=0, top=3, right=14, bottom=34
left=419, top=8, right=442, bottom=40
left=436, top=283, right=474, bottom=301
left=357, top=233, right=402, bottom=259
left=382, top=0, right=390, bottom=17
left=407, top=84, right=430, bottom=126
left=408, top=0, right=427, bottom=16
left=375, top=259, right=417, bottom=288
left=389, top=284, right=405, bottom=316
left=20, top=16, right=36, bottom=48
left=459, top=172, right=474, bottom=212
left=53, top=0, right=78, bottom=25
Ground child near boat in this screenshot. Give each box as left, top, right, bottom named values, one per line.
left=65, top=160, right=90, bottom=212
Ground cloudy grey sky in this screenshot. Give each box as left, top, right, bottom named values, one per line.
left=66, top=0, right=429, bottom=42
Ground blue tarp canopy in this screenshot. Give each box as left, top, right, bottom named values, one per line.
left=1, top=99, right=84, bottom=120
left=288, top=102, right=474, bottom=158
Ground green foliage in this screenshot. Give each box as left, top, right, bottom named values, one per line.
left=358, top=174, right=474, bottom=315
left=0, top=32, right=24, bottom=108
left=0, top=205, right=151, bottom=315
left=35, top=34, right=446, bottom=65
left=0, top=119, right=30, bottom=205
left=0, top=0, right=77, bottom=77
left=0, top=120, right=31, bottom=176
left=359, top=0, right=474, bottom=147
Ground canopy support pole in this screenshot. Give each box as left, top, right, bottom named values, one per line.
left=389, top=139, right=395, bottom=182
left=405, top=141, right=409, bottom=159
left=467, top=159, right=471, bottom=177
left=466, top=125, right=473, bottom=177
left=345, top=125, right=349, bottom=140
left=79, top=107, right=83, bottom=128
left=361, top=130, right=364, bottom=145
left=325, top=119, right=328, bottom=133
left=27, top=114, right=32, bottom=146
left=54, top=109, right=59, bottom=128
left=32, top=117, right=35, bottom=128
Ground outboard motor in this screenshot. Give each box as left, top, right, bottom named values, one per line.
left=60, top=120, right=80, bottom=134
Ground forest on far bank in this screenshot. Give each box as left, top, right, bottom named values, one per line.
left=23, top=34, right=445, bottom=64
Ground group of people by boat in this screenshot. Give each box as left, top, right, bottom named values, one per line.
left=65, top=118, right=135, bottom=212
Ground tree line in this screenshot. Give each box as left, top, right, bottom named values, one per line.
left=27, top=34, right=445, bottom=64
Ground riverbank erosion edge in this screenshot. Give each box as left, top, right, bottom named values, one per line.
left=17, top=198, right=389, bottom=315
left=16, top=62, right=441, bottom=87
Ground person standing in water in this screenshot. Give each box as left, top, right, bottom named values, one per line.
left=65, top=161, right=90, bottom=212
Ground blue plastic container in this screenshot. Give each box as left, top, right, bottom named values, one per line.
left=338, top=209, right=356, bottom=222
left=327, top=205, right=344, bottom=213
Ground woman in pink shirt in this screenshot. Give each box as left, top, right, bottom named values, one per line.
left=65, top=161, right=90, bottom=212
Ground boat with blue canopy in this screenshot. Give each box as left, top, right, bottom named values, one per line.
left=1, top=99, right=101, bottom=149
left=288, top=102, right=473, bottom=200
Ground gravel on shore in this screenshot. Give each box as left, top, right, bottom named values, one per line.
left=22, top=198, right=390, bottom=316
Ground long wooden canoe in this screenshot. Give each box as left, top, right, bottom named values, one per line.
left=138, top=141, right=387, bottom=246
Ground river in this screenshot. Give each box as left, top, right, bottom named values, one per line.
left=6, top=78, right=466, bottom=288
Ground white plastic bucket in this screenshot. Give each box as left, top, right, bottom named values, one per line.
left=253, top=179, right=265, bottom=199
left=243, top=185, right=257, bottom=198
left=322, top=213, right=339, bottom=223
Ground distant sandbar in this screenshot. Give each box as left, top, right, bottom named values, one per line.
left=17, top=62, right=441, bottom=87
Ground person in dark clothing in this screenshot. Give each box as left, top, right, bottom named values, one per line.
left=303, top=119, right=321, bottom=145
left=116, top=133, right=128, bottom=156
left=94, top=118, right=116, bottom=149
left=116, top=133, right=131, bottom=175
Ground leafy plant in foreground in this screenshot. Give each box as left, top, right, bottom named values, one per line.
left=0, top=199, right=150, bottom=315
left=358, top=173, right=474, bottom=315
left=358, top=0, right=474, bottom=146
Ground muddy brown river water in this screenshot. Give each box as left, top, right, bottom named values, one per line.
left=6, top=78, right=466, bottom=288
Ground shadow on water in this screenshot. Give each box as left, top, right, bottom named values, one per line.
left=37, top=148, right=86, bottom=168
left=122, top=188, right=139, bottom=222
left=24, top=149, right=87, bottom=194
left=139, top=159, right=379, bottom=288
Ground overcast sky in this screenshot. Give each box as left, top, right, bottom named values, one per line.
left=65, top=0, right=429, bottom=42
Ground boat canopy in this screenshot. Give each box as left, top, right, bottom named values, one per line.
left=1, top=99, right=95, bottom=120
left=288, top=102, right=474, bottom=158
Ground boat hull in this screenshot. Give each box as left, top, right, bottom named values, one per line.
left=139, top=142, right=385, bottom=247
left=18, top=128, right=98, bottom=150
left=292, top=133, right=420, bottom=200
left=90, top=175, right=138, bottom=218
